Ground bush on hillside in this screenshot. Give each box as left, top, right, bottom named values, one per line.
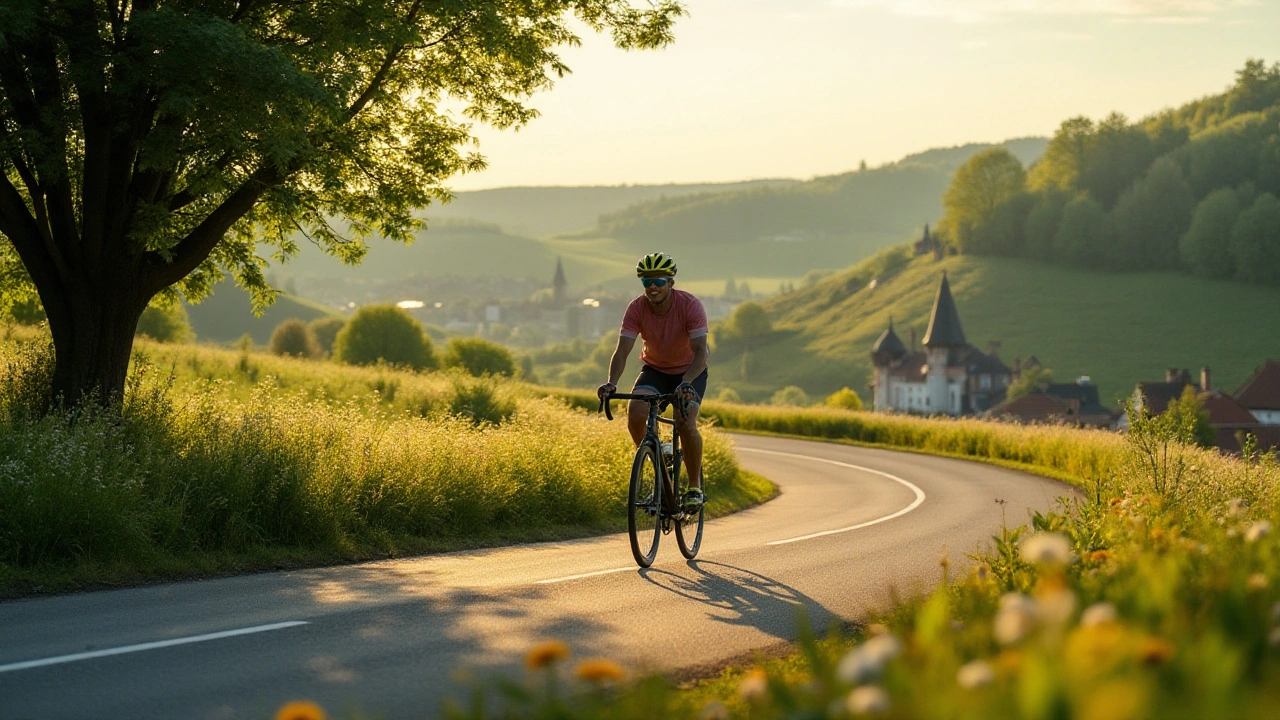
left=308, top=316, right=346, bottom=356
left=825, top=387, right=863, bottom=410
left=333, top=305, right=437, bottom=370
left=771, top=385, right=810, bottom=406
left=135, top=303, right=191, bottom=343
left=449, top=376, right=516, bottom=426
left=443, top=337, right=517, bottom=377
left=269, top=319, right=320, bottom=359
left=715, top=387, right=741, bottom=403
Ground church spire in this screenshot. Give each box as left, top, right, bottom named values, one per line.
left=922, top=272, right=965, bottom=347
left=552, top=256, right=567, bottom=303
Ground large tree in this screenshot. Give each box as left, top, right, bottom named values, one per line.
left=0, top=0, right=681, bottom=405
left=940, top=147, right=1025, bottom=251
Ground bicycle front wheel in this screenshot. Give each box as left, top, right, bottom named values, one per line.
left=675, top=484, right=704, bottom=560
left=628, top=444, right=662, bottom=568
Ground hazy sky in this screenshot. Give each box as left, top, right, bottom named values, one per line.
left=448, top=0, right=1280, bottom=190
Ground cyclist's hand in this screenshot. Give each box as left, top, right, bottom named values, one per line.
left=597, top=382, right=617, bottom=402
left=676, top=382, right=698, bottom=405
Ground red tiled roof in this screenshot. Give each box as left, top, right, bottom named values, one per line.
left=1198, top=391, right=1259, bottom=425
left=1234, top=360, right=1280, bottom=411
left=994, top=394, right=1073, bottom=424
left=1213, top=425, right=1280, bottom=455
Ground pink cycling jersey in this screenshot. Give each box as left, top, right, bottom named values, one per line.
left=620, top=289, right=709, bottom=375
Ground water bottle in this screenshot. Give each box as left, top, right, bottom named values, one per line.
left=660, top=441, right=674, bottom=472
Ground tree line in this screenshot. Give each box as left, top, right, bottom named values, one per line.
left=937, top=59, right=1280, bottom=285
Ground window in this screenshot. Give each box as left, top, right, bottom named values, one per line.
left=980, top=375, right=992, bottom=390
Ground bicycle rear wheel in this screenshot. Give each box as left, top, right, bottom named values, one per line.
left=675, top=480, right=704, bottom=560
left=628, top=444, right=662, bottom=568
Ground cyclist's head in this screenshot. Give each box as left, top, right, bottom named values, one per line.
left=636, top=252, right=677, bottom=278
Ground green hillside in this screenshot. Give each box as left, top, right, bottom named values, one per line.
left=711, top=250, right=1280, bottom=406
left=185, top=284, right=338, bottom=345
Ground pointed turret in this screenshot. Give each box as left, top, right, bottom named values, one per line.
left=871, top=318, right=907, bottom=365
left=552, top=256, right=567, bottom=303
left=922, top=272, right=965, bottom=347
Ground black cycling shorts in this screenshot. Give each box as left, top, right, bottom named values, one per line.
left=633, top=365, right=708, bottom=403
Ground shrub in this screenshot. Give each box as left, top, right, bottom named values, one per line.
left=135, top=303, right=191, bottom=343
left=269, top=319, right=321, bottom=358
left=771, top=385, right=809, bottom=406
left=0, top=339, right=54, bottom=419
left=443, top=337, right=517, bottom=377
left=715, top=387, right=742, bottom=403
left=333, top=304, right=437, bottom=370
left=308, top=316, right=346, bottom=356
left=824, top=387, right=863, bottom=410
left=449, top=375, right=516, bottom=426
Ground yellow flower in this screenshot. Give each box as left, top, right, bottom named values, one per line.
left=525, top=640, right=570, bottom=670
left=1088, top=550, right=1111, bottom=563
left=738, top=668, right=769, bottom=702
left=574, top=658, right=625, bottom=683
left=275, top=701, right=326, bottom=720
left=1247, top=573, right=1269, bottom=591
left=1137, top=637, right=1175, bottom=665
left=701, top=701, right=730, bottom=720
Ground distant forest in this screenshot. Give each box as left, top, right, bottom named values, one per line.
left=937, top=59, right=1280, bottom=285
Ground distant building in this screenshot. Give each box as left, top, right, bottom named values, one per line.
left=552, top=256, right=567, bottom=304
left=913, top=224, right=943, bottom=259
left=991, top=377, right=1113, bottom=428
left=870, top=273, right=1011, bottom=415
left=1123, top=365, right=1280, bottom=454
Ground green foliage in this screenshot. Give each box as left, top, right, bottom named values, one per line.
left=1028, top=116, right=1096, bottom=193
left=824, top=387, right=863, bottom=410
left=1052, top=195, right=1106, bottom=267
left=448, top=376, right=516, bottom=426
left=1023, top=189, right=1071, bottom=260
left=770, top=386, right=810, bottom=406
left=268, top=319, right=321, bottom=359
left=308, top=316, right=346, bottom=356
left=0, top=338, right=55, bottom=421
left=1104, top=157, right=1196, bottom=270
left=1007, top=366, right=1054, bottom=402
left=1230, top=193, right=1280, bottom=284
left=333, top=305, right=438, bottom=370
left=443, top=337, right=517, bottom=377
left=135, top=303, right=192, bottom=344
left=942, top=148, right=1027, bottom=251
left=714, top=387, right=742, bottom=403
left=1181, top=188, right=1244, bottom=278
left=716, top=302, right=773, bottom=354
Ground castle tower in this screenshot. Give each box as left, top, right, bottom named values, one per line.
left=870, top=318, right=907, bottom=411
left=552, top=256, right=567, bottom=304
left=922, top=272, right=965, bottom=415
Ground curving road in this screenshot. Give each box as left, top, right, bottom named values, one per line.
left=0, top=434, right=1072, bottom=719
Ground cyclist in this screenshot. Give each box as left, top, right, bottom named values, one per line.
left=598, top=252, right=710, bottom=512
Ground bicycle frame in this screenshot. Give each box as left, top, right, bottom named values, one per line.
left=601, top=392, right=686, bottom=521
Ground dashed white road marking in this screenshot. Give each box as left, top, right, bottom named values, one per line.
left=537, top=567, right=634, bottom=584
left=737, top=447, right=927, bottom=545
left=0, top=621, right=309, bottom=674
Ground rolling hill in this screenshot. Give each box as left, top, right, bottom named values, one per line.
left=185, top=285, right=338, bottom=345
left=710, top=250, right=1280, bottom=407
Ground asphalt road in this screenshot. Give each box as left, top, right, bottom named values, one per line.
left=0, top=434, right=1072, bottom=719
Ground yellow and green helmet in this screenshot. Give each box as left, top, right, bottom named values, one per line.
left=635, top=252, right=677, bottom=277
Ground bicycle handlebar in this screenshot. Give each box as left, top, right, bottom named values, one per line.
left=598, top=391, right=688, bottom=422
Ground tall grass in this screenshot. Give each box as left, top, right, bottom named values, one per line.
left=0, top=327, right=751, bottom=593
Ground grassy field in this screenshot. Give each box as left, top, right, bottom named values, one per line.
left=0, top=326, right=771, bottom=597
left=711, top=251, right=1280, bottom=405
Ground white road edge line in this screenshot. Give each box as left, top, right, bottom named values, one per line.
left=537, top=567, right=634, bottom=584
left=0, top=621, right=309, bottom=674
left=738, top=447, right=927, bottom=546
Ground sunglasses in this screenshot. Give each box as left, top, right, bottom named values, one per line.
left=640, top=277, right=670, bottom=288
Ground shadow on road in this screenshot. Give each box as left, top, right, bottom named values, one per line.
left=639, top=559, right=831, bottom=640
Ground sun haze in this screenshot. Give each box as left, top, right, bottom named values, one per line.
left=450, top=0, right=1280, bottom=190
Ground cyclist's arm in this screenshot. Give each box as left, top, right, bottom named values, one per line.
left=607, top=334, right=638, bottom=385
left=682, top=335, right=709, bottom=385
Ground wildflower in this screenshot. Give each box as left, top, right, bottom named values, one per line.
left=838, top=646, right=882, bottom=685
left=994, top=593, right=1036, bottom=645
left=525, top=640, right=570, bottom=670
left=1247, top=573, right=1269, bottom=591
left=1245, top=520, right=1272, bottom=543
left=738, top=668, right=769, bottom=702
left=1088, top=550, right=1111, bottom=563
left=866, top=623, right=890, bottom=637
left=862, top=634, right=903, bottom=664
left=574, top=659, right=625, bottom=684
left=974, top=563, right=992, bottom=581
left=701, top=701, right=730, bottom=720
left=956, top=659, right=994, bottom=688
left=1036, top=588, right=1077, bottom=625
left=846, top=685, right=890, bottom=715
left=1021, top=532, right=1072, bottom=565
left=1138, top=637, right=1176, bottom=665
left=1270, top=628, right=1280, bottom=648
left=1080, top=602, right=1118, bottom=627
left=1227, top=498, right=1247, bottom=517
left=1271, top=601, right=1280, bottom=625
left=275, top=701, right=326, bottom=720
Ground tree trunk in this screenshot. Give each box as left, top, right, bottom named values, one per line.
left=44, top=282, right=151, bottom=408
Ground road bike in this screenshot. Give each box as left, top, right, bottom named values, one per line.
left=599, top=392, right=704, bottom=567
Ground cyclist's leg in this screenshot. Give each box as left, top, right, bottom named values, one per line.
left=628, top=367, right=662, bottom=446
left=675, top=370, right=708, bottom=494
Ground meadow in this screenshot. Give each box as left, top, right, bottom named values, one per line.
left=0, top=325, right=767, bottom=597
